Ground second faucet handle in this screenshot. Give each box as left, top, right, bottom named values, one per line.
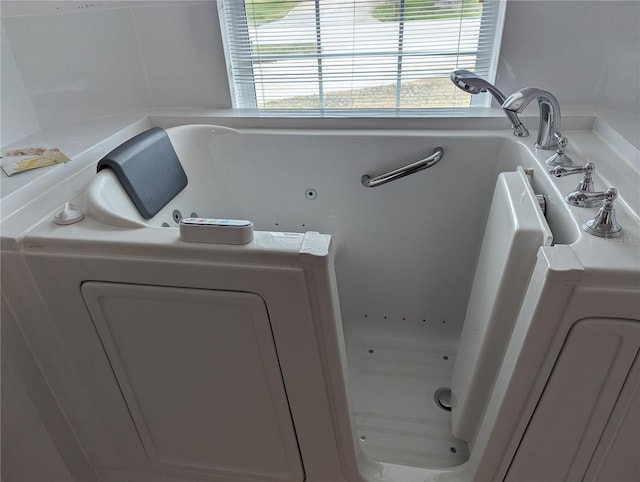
left=549, top=162, right=601, bottom=207
left=549, top=161, right=594, bottom=179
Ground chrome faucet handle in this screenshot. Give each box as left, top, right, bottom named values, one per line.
left=583, top=188, right=623, bottom=238
left=545, top=134, right=573, bottom=166
left=549, top=161, right=594, bottom=178
left=565, top=183, right=612, bottom=209
left=550, top=162, right=599, bottom=206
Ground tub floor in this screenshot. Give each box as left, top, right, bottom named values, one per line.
left=345, top=319, right=469, bottom=469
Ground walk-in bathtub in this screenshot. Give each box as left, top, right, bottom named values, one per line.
left=10, top=124, right=640, bottom=482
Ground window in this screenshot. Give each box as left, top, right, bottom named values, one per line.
left=219, top=0, right=506, bottom=111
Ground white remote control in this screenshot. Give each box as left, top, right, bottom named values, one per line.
left=179, top=217, right=254, bottom=245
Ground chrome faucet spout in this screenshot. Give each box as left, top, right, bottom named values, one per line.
left=501, top=87, right=561, bottom=150
left=450, top=70, right=529, bottom=137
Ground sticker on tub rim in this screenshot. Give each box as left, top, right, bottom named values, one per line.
left=1, top=145, right=70, bottom=176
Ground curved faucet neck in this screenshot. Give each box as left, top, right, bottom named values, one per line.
left=502, top=88, right=561, bottom=149
left=536, top=96, right=561, bottom=149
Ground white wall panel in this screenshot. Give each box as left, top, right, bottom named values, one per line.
left=0, top=25, right=40, bottom=146
left=1, top=7, right=151, bottom=131
left=132, top=2, right=232, bottom=108
left=496, top=0, right=612, bottom=108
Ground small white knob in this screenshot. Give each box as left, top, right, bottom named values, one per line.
left=54, top=202, right=85, bottom=225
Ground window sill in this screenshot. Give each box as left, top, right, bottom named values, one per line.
left=149, top=106, right=597, bottom=132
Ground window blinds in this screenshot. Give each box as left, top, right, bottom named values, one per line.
left=219, top=0, right=506, bottom=111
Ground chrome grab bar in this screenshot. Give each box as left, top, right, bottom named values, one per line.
left=361, top=147, right=444, bottom=188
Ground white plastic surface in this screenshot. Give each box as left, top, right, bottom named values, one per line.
left=505, top=318, right=640, bottom=482
left=451, top=170, right=553, bottom=443
left=583, top=350, right=640, bottom=482
left=85, top=168, right=146, bottom=228
left=81, top=282, right=303, bottom=481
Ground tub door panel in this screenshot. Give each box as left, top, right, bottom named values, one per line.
left=81, top=282, right=303, bottom=482
left=583, top=352, right=640, bottom=482
left=505, top=317, right=640, bottom=482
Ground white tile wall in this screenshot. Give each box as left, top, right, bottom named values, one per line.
left=592, top=1, right=640, bottom=148
left=132, top=3, right=231, bottom=108
left=2, top=8, right=151, bottom=131
left=496, top=0, right=615, bottom=108
left=496, top=0, right=640, bottom=141
left=1, top=26, right=40, bottom=146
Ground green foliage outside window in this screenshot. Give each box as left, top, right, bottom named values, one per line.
left=374, top=0, right=482, bottom=22
left=245, top=0, right=299, bottom=26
